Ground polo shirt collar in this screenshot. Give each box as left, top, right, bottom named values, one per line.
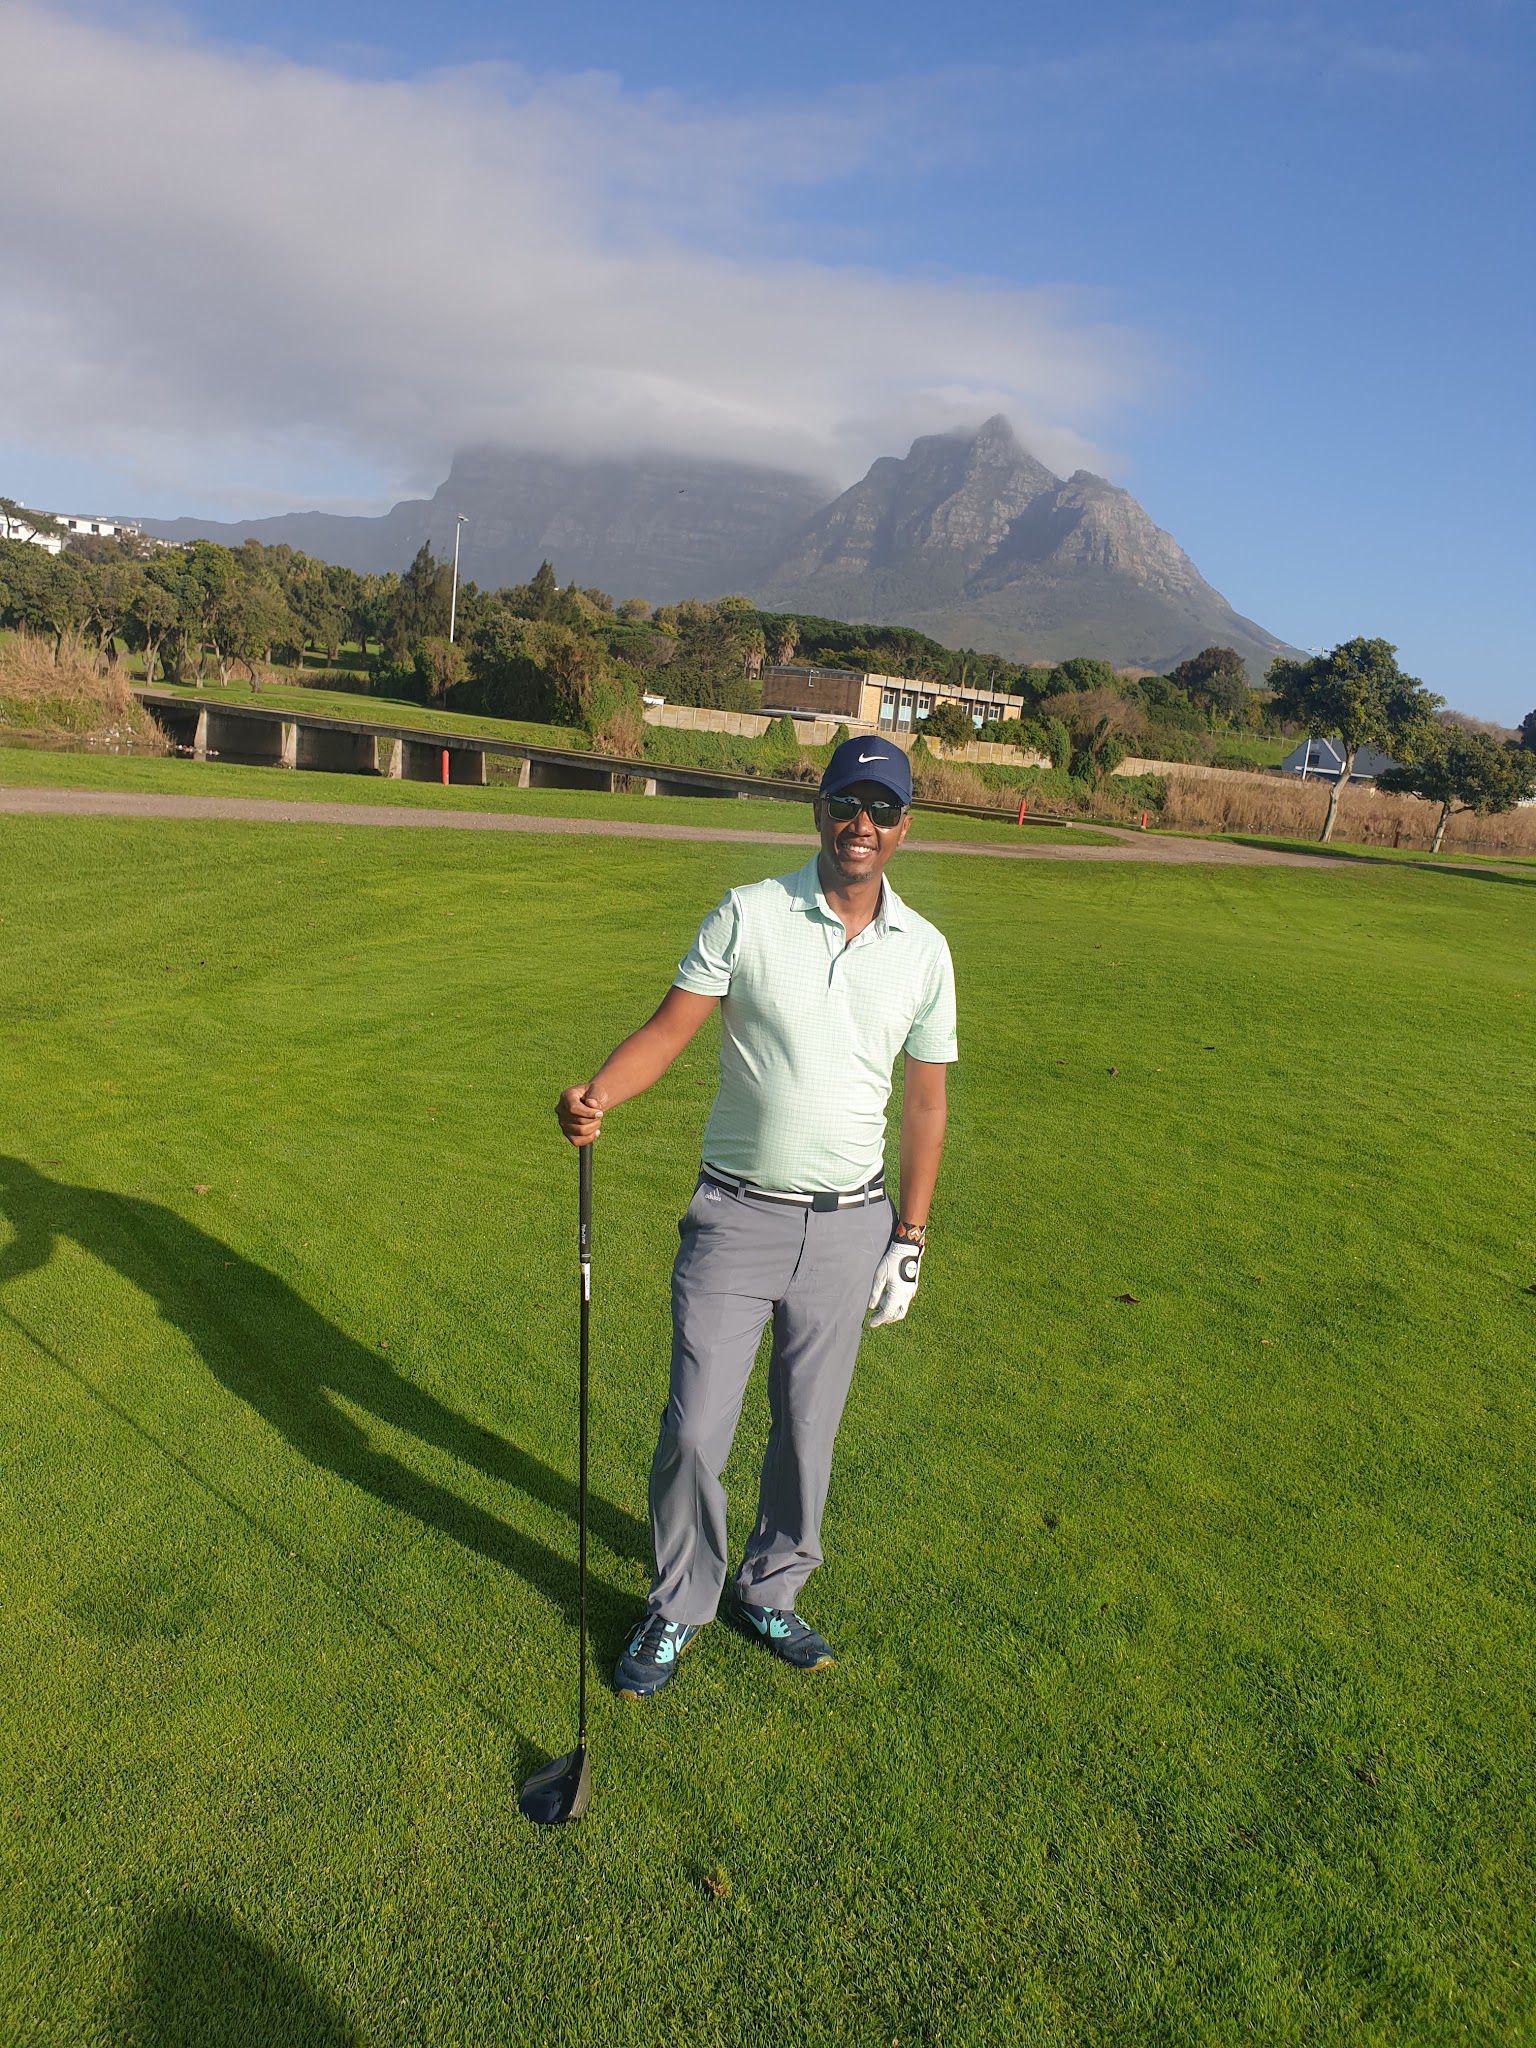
left=791, top=855, right=909, bottom=934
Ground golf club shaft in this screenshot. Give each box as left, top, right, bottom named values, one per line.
left=577, top=1141, right=591, bottom=1750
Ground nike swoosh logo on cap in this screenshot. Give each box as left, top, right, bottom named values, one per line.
left=856, top=752, right=884, bottom=762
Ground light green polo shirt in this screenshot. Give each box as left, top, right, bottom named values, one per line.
left=673, top=854, right=958, bottom=1193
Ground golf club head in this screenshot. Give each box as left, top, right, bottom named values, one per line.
left=518, top=1743, right=591, bottom=1827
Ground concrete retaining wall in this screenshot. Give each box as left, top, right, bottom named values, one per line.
left=643, top=703, right=848, bottom=745
left=948, top=738, right=1050, bottom=768
left=1114, top=755, right=1280, bottom=785
left=642, top=701, right=1046, bottom=767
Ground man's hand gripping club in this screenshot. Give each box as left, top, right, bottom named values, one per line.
left=556, top=987, right=721, bottom=1147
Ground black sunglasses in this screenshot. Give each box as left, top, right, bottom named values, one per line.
left=825, top=792, right=907, bottom=829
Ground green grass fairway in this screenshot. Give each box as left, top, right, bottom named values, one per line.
left=2, top=818, right=1532, bottom=2046
left=0, top=744, right=1116, bottom=846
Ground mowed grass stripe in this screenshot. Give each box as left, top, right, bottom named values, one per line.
left=0, top=817, right=1532, bottom=2048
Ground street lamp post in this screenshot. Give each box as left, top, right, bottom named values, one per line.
left=449, top=514, right=468, bottom=643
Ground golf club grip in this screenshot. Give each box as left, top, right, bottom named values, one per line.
left=578, top=1141, right=592, bottom=1261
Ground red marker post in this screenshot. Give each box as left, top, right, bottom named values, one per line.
left=441, top=748, right=451, bottom=786
left=1016, top=796, right=1028, bottom=826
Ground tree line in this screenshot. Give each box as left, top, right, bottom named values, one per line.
left=2, top=516, right=1530, bottom=843
left=0, top=520, right=1278, bottom=745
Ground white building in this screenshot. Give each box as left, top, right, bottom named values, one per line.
left=55, top=514, right=142, bottom=541
left=2, top=506, right=148, bottom=553
left=0, top=509, right=64, bottom=554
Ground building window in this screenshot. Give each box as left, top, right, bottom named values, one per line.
left=897, top=702, right=912, bottom=723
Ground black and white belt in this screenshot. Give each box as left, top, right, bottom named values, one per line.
left=700, top=1166, right=886, bottom=1212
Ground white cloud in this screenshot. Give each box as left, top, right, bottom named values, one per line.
left=0, top=3, right=1155, bottom=512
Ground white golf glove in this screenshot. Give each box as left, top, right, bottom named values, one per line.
left=867, top=1234, right=923, bottom=1328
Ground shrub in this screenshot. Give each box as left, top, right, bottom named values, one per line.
left=1154, top=766, right=1536, bottom=854
left=0, top=630, right=168, bottom=751
left=585, top=675, right=647, bottom=757
left=921, top=700, right=973, bottom=746
left=759, top=713, right=803, bottom=775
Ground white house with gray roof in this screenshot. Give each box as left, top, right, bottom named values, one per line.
left=1280, top=738, right=1401, bottom=783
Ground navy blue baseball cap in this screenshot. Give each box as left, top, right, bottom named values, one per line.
left=819, top=734, right=912, bottom=808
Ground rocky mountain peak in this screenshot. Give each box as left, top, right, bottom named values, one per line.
left=968, top=412, right=1026, bottom=460
left=753, top=416, right=1297, bottom=675
left=140, top=412, right=1298, bottom=677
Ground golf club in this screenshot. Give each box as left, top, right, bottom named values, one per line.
left=517, top=1140, right=593, bottom=1827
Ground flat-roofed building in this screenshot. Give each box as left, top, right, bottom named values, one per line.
left=56, top=515, right=142, bottom=540
left=760, top=664, right=1029, bottom=736
left=1, top=509, right=64, bottom=554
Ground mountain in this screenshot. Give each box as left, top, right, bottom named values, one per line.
left=141, top=418, right=1298, bottom=676
left=749, top=417, right=1297, bottom=677
left=141, top=446, right=829, bottom=602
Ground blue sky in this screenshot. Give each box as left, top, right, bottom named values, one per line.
left=2, top=0, right=1532, bottom=720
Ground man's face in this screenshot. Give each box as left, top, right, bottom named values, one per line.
left=815, top=779, right=911, bottom=885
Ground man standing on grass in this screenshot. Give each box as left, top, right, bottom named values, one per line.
left=556, top=734, right=956, bottom=1700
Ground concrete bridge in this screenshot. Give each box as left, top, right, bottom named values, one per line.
left=134, top=689, right=825, bottom=803
left=133, top=688, right=1072, bottom=827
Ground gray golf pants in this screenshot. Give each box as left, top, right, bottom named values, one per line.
left=647, top=1172, right=894, bottom=1624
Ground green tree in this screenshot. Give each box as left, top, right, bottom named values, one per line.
left=1267, top=638, right=1442, bottom=842
left=527, top=560, right=560, bottom=620
left=133, top=565, right=188, bottom=684
left=1054, top=656, right=1118, bottom=694
left=531, top=623, right=611, bottom=725
left=386, top=544, right=452, bottom=659
left=660, top=603, right=764, bottom=711
left=27, top=553, right=91, bottom=660
left=463, top=609, right=545, bottom=719
left=1377, top=727, right=1536, bottom=852
left=183, top=545, right=245, bottom=684
left=412, top=636, right=466, bottom=704
left=221, top=571, right=296, bottom=684
left=1518, top=708, right=1536, bottom=753
left=759, top=713, right=803, bottom=776
left=351, top=572, right=394, bottom=659
left=1039, top=687, right=1144, bottom=783
left=1169, top=646, right=1252, bottom=726
left=0, top=497, right=65, bottom=543
left=921, top=700, right=973, bottom=746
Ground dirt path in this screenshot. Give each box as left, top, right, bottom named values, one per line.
left=0, top=785, right=1340, bottom=868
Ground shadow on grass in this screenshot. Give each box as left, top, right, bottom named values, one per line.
left=1224, top=835, right=1536, bottom=887
left=0, top=1157, right=649, bottom=1706
left=118, top=1904, right=362, bottom=2048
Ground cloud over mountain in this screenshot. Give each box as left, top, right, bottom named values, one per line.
left=0, top=2, right=1154, bottom=511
